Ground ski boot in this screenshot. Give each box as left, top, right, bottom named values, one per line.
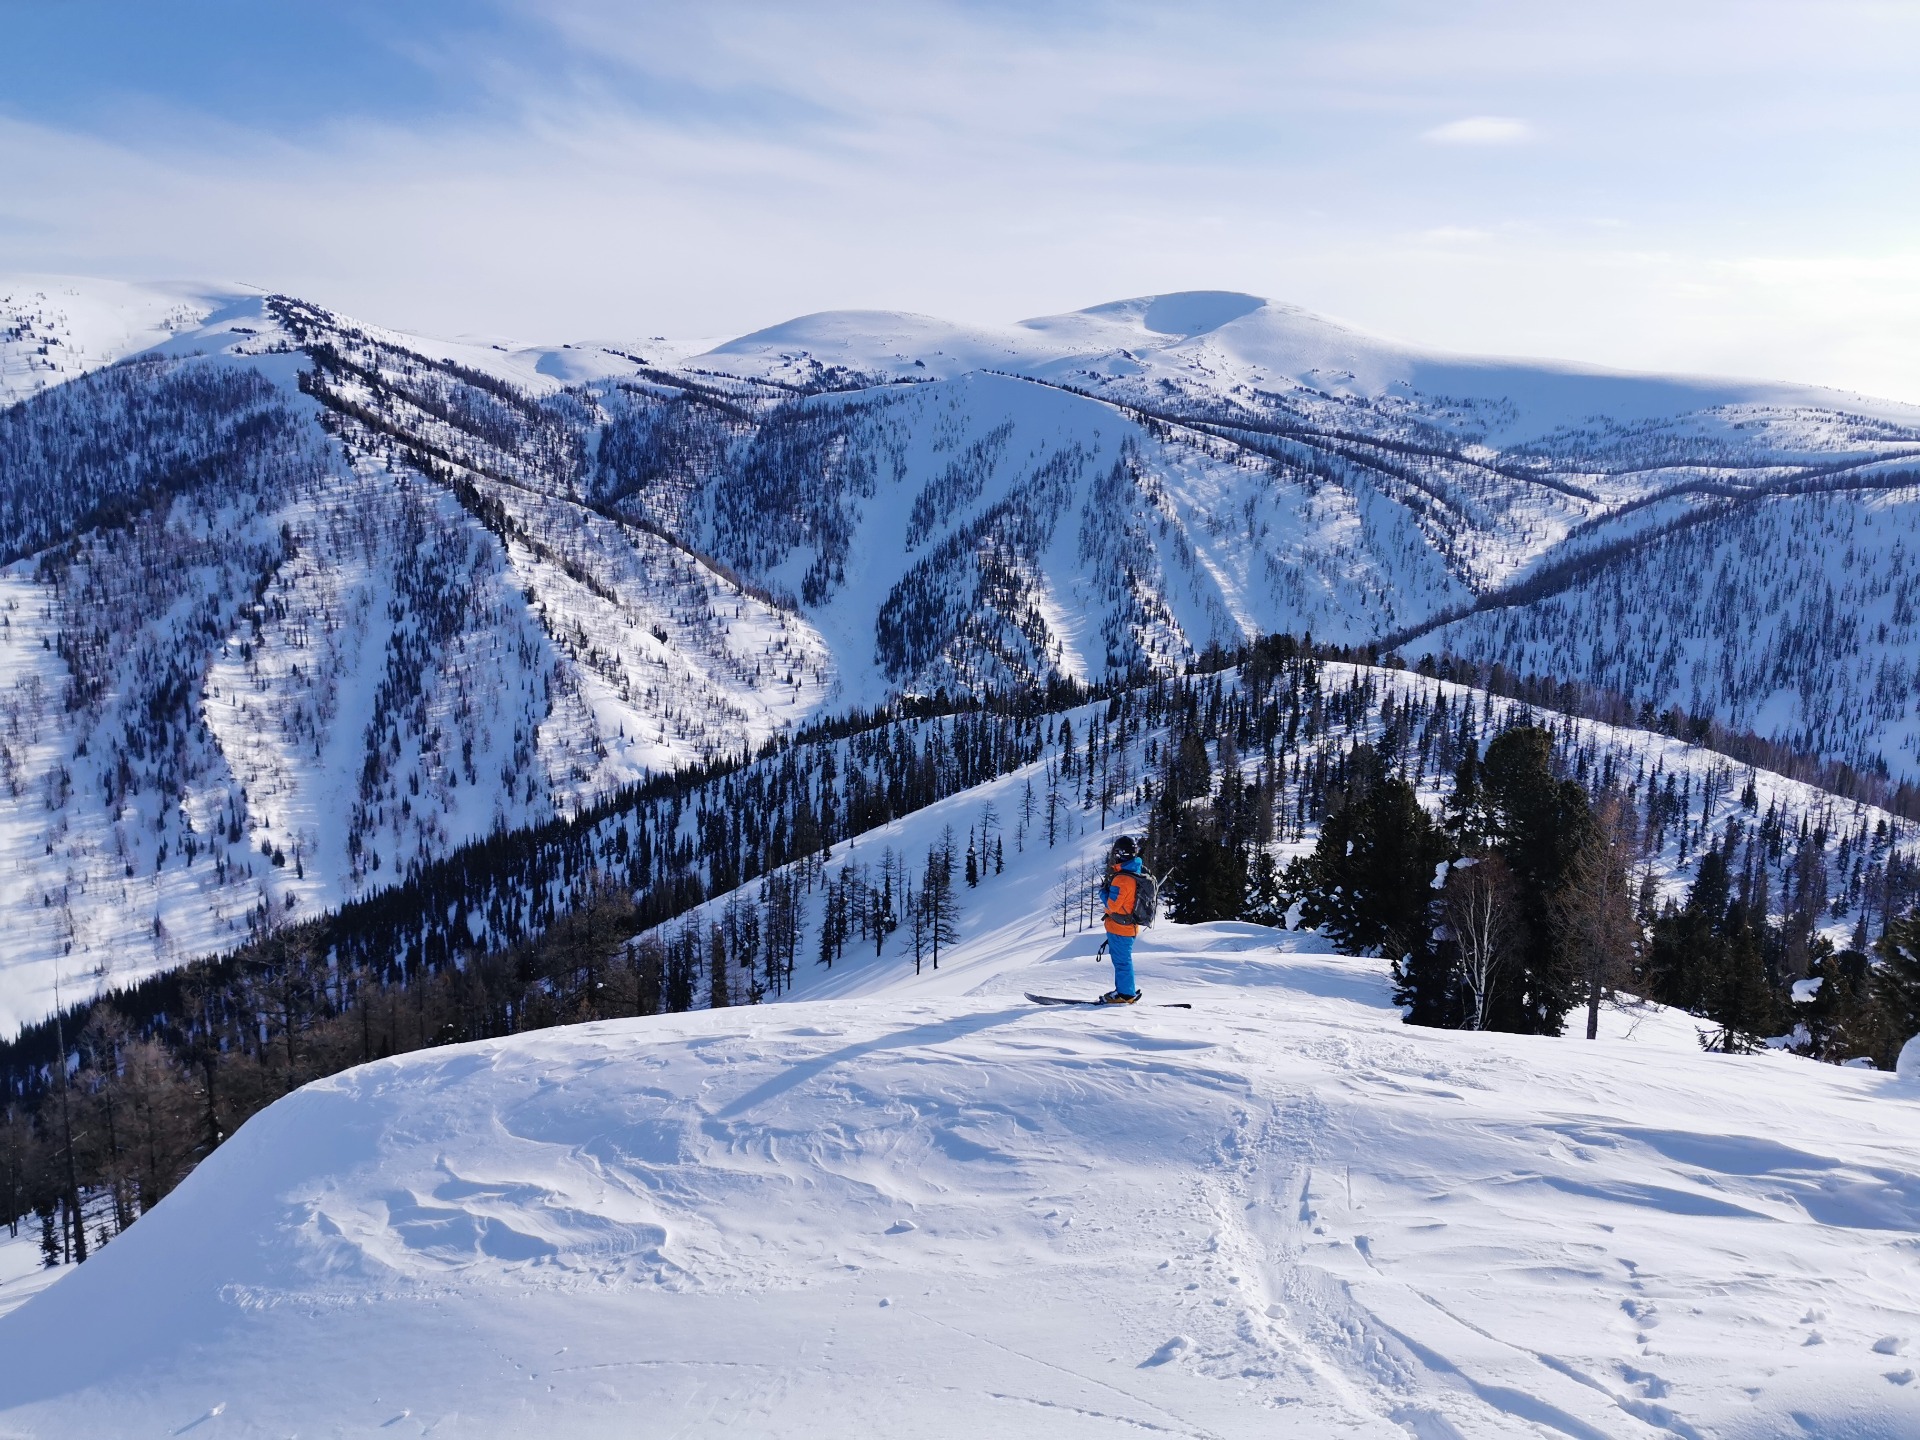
left=1097, top=990, right=1142, bottom=1005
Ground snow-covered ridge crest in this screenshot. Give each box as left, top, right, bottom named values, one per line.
left=698, top=287, right=1920, bottom=440
left=0, top=277, right=259, bottom=405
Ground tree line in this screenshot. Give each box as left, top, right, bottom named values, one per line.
left=1141, top=639, right=1920, bottom=1057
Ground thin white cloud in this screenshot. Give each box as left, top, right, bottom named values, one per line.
left=1423, top=115, right=1533, bottom=145
left=4, top=3, right=1920, bottom=398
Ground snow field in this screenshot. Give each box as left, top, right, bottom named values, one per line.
left=2, top=903, right=1916, bottom=1435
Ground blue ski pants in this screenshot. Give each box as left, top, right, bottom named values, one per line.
left=1106, top=931, right=1136, bottom=996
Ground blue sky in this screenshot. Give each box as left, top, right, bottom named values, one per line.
left=3, top=1, right=1918, bottom=398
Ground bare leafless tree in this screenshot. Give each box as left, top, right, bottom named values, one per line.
left=1442, top=854, right=1518, bottom=1031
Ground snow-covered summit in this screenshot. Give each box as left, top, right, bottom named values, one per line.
left=0, top=276, right=258, bottom=404
left=0, top=275, right=676, bottom=404
left=696, top=288, right=1920, bottom=443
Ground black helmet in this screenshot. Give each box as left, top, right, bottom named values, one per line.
left=1109, top=835, right=1139, bottom=863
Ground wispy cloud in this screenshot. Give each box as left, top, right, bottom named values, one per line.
left=1, top=2, right=1919, bottom=397
left=1422, top=116, right=1533, bottom=145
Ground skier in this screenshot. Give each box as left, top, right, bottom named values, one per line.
left=1098, top=835, right=1148, bottom=1003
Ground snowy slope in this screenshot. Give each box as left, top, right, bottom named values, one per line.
left=0, top=302, right=839, bottom=1031
left=674, top=371, right=1470, bottom=704
left=690, top=291, right=1920, bottom=763
left=0, top=277, right=251, bottom=405
left=5, top=673, right=1920, bottom=1432
left=1411, top=485, right=1920, bottom=784
left=3, top=893, right=1917, bottom=1435
left=693, top=663, right=1920, bottom=1001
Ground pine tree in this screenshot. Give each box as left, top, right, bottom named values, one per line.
left=1699, top=895, right=1775, bottom=1052
left=1477, top=727, right=1592, bottom=1035
left=1868, top=915, right=1920, bottom=1068
left=1646, top=840, right=1775, bottom=1049
left=1242, top=845, right=1287, bottom=927
left=1286, top=747, right=1450, bottom=1019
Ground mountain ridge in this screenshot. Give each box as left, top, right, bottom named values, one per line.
left=3, top=276, right=1920, bottom=1028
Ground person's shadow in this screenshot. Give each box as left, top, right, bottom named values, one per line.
left=716, top=1006, right=1030, bottom=1119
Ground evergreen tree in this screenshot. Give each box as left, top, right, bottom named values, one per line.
left=1646, top=841, right=1775, bottom=1050
left=1477, top=727, right=1592, bottom=1035
left=1286, top=747, right=1450, bottom=1019
left=1869, top=914, right=1920, bottom=1068
left=1149, top=718, right=1245, bottom=923
left=1699, top=893, right=1776, bottom=1052
left=1243, top=845, right=1288, bottom=928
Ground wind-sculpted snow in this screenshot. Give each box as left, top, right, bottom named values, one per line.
left=3, top=917, right=1917, bottom=1436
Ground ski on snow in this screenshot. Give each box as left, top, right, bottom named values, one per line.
left=1024, top=992, right=1193, bottom=1009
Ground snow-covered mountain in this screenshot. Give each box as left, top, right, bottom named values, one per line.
left=1409, top=484, right=1920, bottom=780
left=5, top=275, right=1920, bottom=1026
left=696, top=291, right=1920, bottom=780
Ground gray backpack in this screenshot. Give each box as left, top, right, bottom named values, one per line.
left=1128, top=871, right=1160, bottom=927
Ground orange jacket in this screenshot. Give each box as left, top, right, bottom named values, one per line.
left=1103, top=867, right=1140, bottom=937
